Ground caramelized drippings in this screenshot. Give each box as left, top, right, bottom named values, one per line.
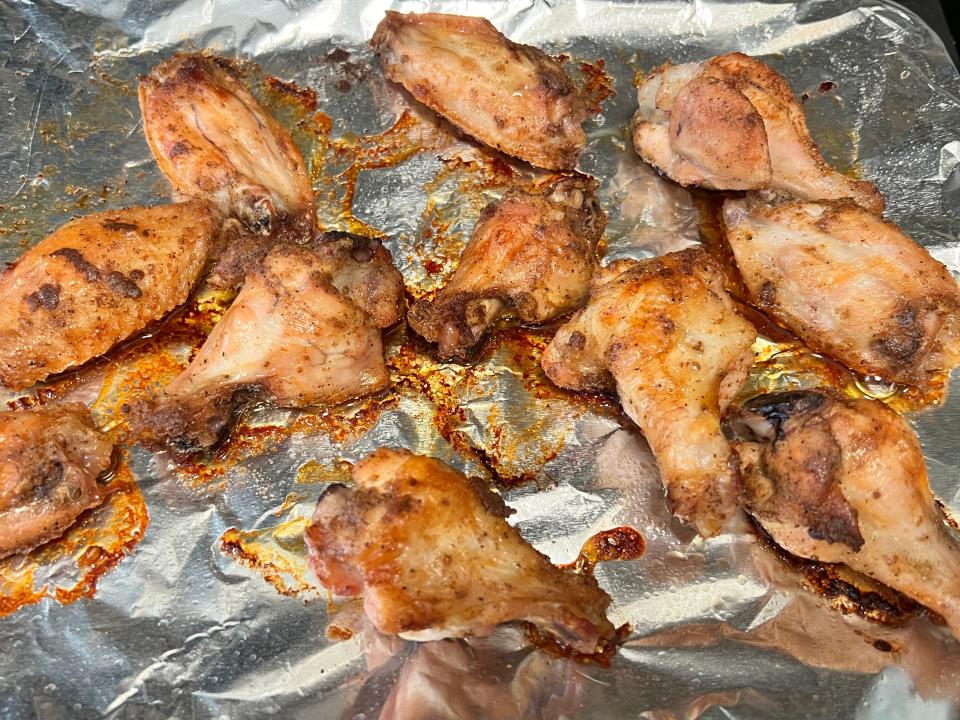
left=577, top=59, right=616, bottom=115
left=524, top=621, right=632, bottom=667
left=219, top=512, right=317, bottom=598
left=295, top=458, right=353, bottom=485
left=561, top=526, right=647, bottom=574
left=751, top=520, right=922, bottom=629
left=387, top=325, right=620, bottom=490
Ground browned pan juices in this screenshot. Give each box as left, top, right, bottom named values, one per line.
left=750, top=520, right=925, bottom=630
left=561, top=526, right=647, bottom=574
left=220, top=516, right=316, bottom=598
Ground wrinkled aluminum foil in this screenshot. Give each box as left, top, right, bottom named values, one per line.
left=1, top=1, right=960, bottom=718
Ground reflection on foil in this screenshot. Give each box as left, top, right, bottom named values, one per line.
left=0, top=1, right=959, bottom=719
left=605, top=149, right=701, bottom=259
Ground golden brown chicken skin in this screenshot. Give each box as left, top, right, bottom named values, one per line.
left=633, top=53, right=883, bottom=213
left=727, top=390, right=960, bottom=640
left=724, top=196, right=960, bottom=385
left=128, top=234, right=404, bottom=452
left=542, top=249, right=757, bottom=537
left=139, top=54, right=314, bottom=243
left=408, top=177, right=605, bottom=359
left=305, top=448, right=615, bottom=654
left=0, top=202, right=220, bottom=390
left=0, top=404, right=114, bottom=559
left=371, top=12, right=591, bottom=171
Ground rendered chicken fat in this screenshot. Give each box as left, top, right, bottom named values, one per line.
left=305, top=448, right=616, bottom=654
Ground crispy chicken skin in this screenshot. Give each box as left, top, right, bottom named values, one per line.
left=371, top=12, right=590, bottom=171
left=128, top=235, right=404, bottom=452
left=0, top=202, right=219, bottom=390
left=305, top=448, right=615, bottom=653
left=724, top=197, right=960, bottom=385
left=542, top=249, right=757, bottom=537
left=633, top=53, right=883, bottom=213
left=139, top=54, right=314, bottom=242
left=728, top=390, right=960, bottom=639
left=408, top=177, right=605, bottom=359
left=0, top=404, right=114, bottom=559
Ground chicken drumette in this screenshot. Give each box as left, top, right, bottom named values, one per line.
left=371, top=12, right=593, bottom=171
left=408, top=177, right=605, bottom=359
left=0, top=202, right=220, bottom=389
left=305, top=448, right=615, bottom=653
left=542, top=248, right=757, bottom=537
left=128, top=234, right=404, bottom=452
left=0, top=404, right=115, bottom=559
left=727, top=390, right=960, bottom=639
left=140, top=53, right=314, bottom=286
left=724, top=196, right=960, bottom=385
left=633, top=52, right=883, bottom=213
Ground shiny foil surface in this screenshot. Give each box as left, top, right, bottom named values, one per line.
left=1, top=1, right=960, bottom=718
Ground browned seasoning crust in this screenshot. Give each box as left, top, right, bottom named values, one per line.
left=0, top=201, right=220, bottom=389
left=633, top=52, right=883, bottom=212
left=139, top=53, right=314, bottom=241
left=542, top=248, right=758, bottom=537
left=723, top=196, right=960, bottom=385
left=727, top=389, right=960, bottom=639
left=408, top=177, right=605, bottom=359
left=128, top=234, right=405, bottom=454
left=0, top=403, right=114, bottom=559
left=371, top=12, right=591, bottom=171
left=305, top=448, right=615, bottom=654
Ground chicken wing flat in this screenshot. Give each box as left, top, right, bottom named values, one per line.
left=0, top=404, right=114, bottom=559
left=371, top=12, right=590, bottom=171
left=305, top=448, right=615, bottom=653
left=0, top=202, right=220, bottom=390
left=139, top=54, right=314, bottom=242
left=542, top=248, right=757, bottom=537
left=129, top=234, right=404, bottom=452
left=408, top=177, right=605, bottom=359
left=633, top=52, right=883, bottom=213
left=728, top=390, right=960, bottom=639
left=724, top=197, right=960, bottom=385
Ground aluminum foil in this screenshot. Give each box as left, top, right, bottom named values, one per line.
left=2, top=1, right=960, bottom=718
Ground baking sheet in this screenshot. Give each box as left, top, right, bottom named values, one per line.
left=2, top=1, right=960, bottom=718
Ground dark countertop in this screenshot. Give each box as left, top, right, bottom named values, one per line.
left=899, top=0, right=958, bottom=66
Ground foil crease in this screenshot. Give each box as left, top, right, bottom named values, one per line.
left=1, top=1, right=960, bottom=718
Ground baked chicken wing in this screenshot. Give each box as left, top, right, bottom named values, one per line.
left=728, top=390, right=960, bottom=639
left=139, top=54, right=314, bottom=243
left=408, top=178, right=605, bottom=359
left=129, top=234, right=404, bottom=452
left=0, top=202, right=220, bottom=390
left=633, top=52, right=882, bottom=213
left=542, top=248, right=757, bottom=537
left=723, top=197, right=960, bottom=385
left=305, top=448, right=615, bottom=654
left=0, top=404, right=114, bottom=559
left=371, top=12, right=591, bottom=171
